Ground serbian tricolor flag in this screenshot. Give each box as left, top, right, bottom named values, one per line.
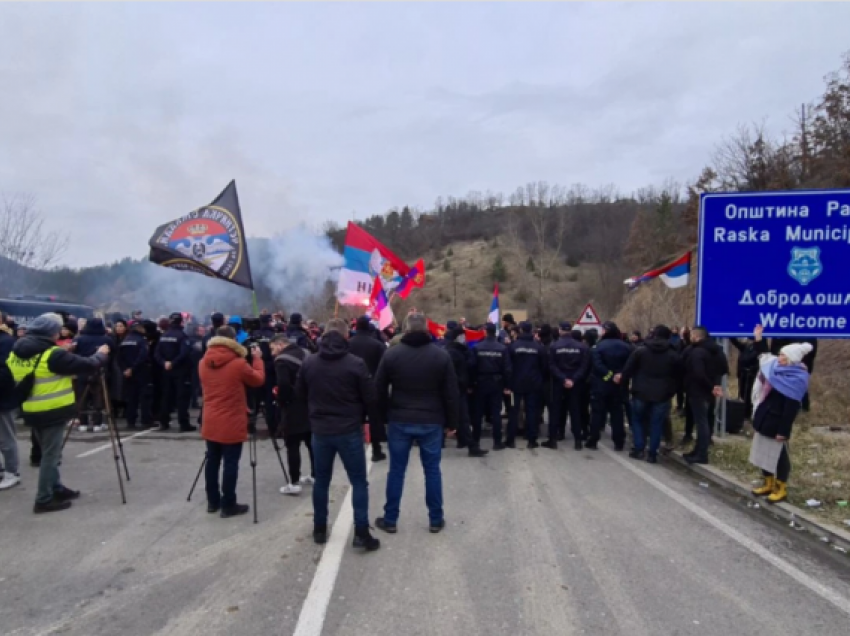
left=624, top=251, right=691, bottom=290
left=395, top=259, right=426, bottom=299
left=369, top=277, right=394, bottom=330
left=427, top=318, right=447, bottom=340
left=337, top=222, right=411, bottom=306
left=464, top=328, right=486, bottom=347
left=487, top=283, right=500, bottom=325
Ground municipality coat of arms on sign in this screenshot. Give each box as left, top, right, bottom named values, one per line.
left=787, top=247, right=823, bottom=286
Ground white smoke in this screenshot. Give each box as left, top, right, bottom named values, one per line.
left=117, top=226, right=343, bottom=319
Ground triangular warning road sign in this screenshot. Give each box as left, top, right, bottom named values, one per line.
left=576, top=303, right=602, bottom=326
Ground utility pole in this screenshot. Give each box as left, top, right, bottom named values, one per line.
left=453, top=271, right=457, bottom=308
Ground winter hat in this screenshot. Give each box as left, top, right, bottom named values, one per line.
left=211, top=312, right=225, bottom=328
left=520, top=321, right=533, bottom=334
left=653, top=325, right=672, bottom=340
left=28, top=313, right=63, bottom=338
left=503, top=313, right=516, bottom=325
left=781, top=343, right=813, bottom=364
left=602, top=321, right=621, bottom=339
left=356, top=316, right=371, bottom=331
left=290, top=312, right=303, bottom=326
left=485, top=323, right=497, bottom=335
left=559, top=321, right=572, bottom=332
left=446, top=320, right=459, bottom=331
left=169, top=312, right=184, bottom=326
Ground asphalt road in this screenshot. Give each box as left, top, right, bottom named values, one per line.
left=1, top=426, right=849, bottom=636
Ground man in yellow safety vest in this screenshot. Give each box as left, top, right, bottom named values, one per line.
left=6, top=313, right=110, bottom=514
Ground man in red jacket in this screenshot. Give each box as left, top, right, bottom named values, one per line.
left=199, top=327, right=265, bottom=518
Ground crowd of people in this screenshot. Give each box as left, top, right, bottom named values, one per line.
left=0, top=307, right=814, bottom=544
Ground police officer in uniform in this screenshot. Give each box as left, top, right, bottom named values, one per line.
left=472, top=323, right=512, bottom=451
left=154, top=312, right=194, bottom=432
left=544, top=322, right=591, bottom=450
left=118, top=321, right=153, bottom=430
left=588, top=321, right=632, bottom=450
left=509, top=321, right=547, bottom=449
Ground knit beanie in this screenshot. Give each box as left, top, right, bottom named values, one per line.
left=781, top=343, right=813, bottom=364
left=28, top=313, right=63, bottom=338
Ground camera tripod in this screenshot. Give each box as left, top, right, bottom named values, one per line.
left=61, top=370, right=131, bottom=504
left=186, top=410, right=290, bottom=524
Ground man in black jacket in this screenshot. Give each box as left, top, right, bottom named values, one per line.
left=444, top=328, right=488, bottom=457
left=588, top=321, right=632, bottom=451
left=509, top=322, right=547, bottom=449
left=273, top=334, right=314, bottom=496
left=7, top=313, right=109, bottom=513
left=286, top=312, right=318, bottom=354
left=545, top=322, right=591, bottom=450
left=683, top=327, right=728, bottom=465
left=296, top=319, right=380, bottom=551
left=251, top=314, right=279, bottom=433
left=619, top=325, right=681, bottom=463
left=72, top=317, right=113, bottom=433
left=374, top=313, right=459, bottom=535
left=348, top=316, right=388, bottom=462
left=118, top=322, right=152, bottom=430
left=472, top=323, right=512, bottom=451
left=154, top=312, right=195, bottom=432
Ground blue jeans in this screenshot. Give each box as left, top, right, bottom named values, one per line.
left=631, top=399, right=671, bottom=456
left=312, top=430, right=369, bottom=529
left=384, top=423, right=443, bottom=526
left=205, top=441, right=243, bottom=509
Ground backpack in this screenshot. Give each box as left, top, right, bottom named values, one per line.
left=12, top=351, right=46, bottom=407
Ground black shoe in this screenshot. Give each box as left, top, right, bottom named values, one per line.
left=557, top=433, right=566, bottom=441
left=371, top=451, right=387, bottom=462
left=179, top=425, right=198, bottom=433
left=541, top=440, right=558, bottom=450
left=30, top=459, right=41, bottom=467
left=685, top=455, right=709, bottom=465
left=527, top=440, right=539, bottom=450
left=505, top=441, right=516, bottom=449
left=155, top=424, right=171, bottom=431
left=220, top=503, right=250, bottom=518
left=430, top=520, right=446, bottom=534
left=646, top=454, right=658, bottom=464
left=53, top=485, right=81, bottom=502
left=614, top=444, right=624, bottom=452
left=629, top=449, right=645, bottom=460
left=375, top=517, right=397, bottom=534
left=468, top=447, right=489, bottom=457
left=585, top=440, right=598, bottom=450
left=493, top=443, right=506, bottom=451
left=207, top=505, right=220, bottom=514
left=313, top=525, right=328, bottom=544
left=34, top=499, right=72, bottom=514
left=574, top=441, right=583, bottom=451
left=457, top=442, right=469, bottom=450
left=353, top=527, right=381, bottom=551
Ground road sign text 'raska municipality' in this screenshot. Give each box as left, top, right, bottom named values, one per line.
left=697, top=190, right=850, bottom=338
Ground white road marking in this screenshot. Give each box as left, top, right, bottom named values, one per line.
left=601, top=446, right=850, bottom=617
left=292, top=455, right=374, bottom=636
left=75, top=429, right=150, bottom=458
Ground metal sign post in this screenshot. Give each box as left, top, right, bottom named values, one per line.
left=715, top=338, right=729, bottom=438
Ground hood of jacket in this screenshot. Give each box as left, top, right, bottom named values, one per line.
left=81, top=318, right=106, bottom=336
left=400, top=331, right=433, bottom=348
left=318, top=331, right=349, bottom=360
left=11, top=334, right=56, bottom=360
left=204, top=336, right=247, bottom=369
left=645, top=338, right=673, bottom=353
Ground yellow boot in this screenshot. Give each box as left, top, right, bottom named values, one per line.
left=752, top=476, right=775, bottom=497
left=767, top=480, right=787, bottom=504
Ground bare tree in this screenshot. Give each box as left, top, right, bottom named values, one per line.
left=0, top=194, right=68, bottom=294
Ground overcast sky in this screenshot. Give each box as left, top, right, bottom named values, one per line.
left=1, top=2, right=849, bottom=267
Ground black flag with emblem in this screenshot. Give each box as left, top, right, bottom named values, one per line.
left=148, top=180, right=254, bottom=290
